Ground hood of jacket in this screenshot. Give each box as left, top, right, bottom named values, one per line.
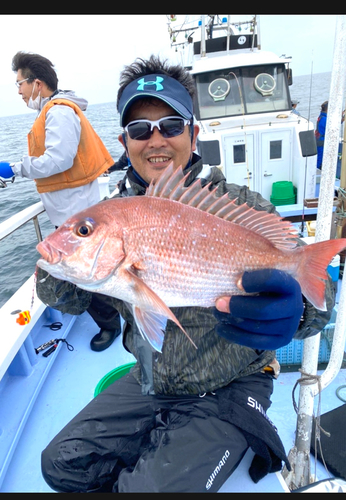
left=39, top=90, right=88, bottom=112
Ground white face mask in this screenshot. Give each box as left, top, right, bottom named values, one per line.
left=27, top=82, right=41, bottom=110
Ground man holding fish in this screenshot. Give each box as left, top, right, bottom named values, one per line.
left=38, top=55, right=339, bottom=492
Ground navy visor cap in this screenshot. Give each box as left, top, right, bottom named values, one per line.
left=118, top=74, right=194, bottom=127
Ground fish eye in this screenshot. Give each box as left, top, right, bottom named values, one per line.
left=74, top=219, right=94, bottom=237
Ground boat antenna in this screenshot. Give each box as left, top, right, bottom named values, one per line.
left=300, top=51, right=314, bottom=236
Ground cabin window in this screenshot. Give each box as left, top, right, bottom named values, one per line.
left=270, top=140, right=282, bottom=159
left=233, top=144, right=246, bottom=163
left=193, top=63, right=291, bottom=120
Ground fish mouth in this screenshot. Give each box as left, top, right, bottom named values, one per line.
left=37, top=241, right=62, bottom=264
left=36, top=238, right=115, bottom=290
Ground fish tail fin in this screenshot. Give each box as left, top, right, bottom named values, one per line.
left=296, top=238, right=346, bottom=310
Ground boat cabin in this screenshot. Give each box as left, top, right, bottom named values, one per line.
left=170, top=18, right=318, bottom=206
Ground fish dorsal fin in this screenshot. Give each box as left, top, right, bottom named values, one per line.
left=146, top=163, right=298, bottom=250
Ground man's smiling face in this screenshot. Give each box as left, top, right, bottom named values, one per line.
left=119, top=99, right=199, bottom=185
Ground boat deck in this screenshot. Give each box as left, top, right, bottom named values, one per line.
left=0, top=298, right=345, bottom=492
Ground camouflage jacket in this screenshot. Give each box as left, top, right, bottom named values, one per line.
left=36, top=153, right=335, bottom=396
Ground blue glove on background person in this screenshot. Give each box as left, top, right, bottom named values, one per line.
left=0, top=161, right=15, bottom=179
left=214, top=269, right=304, bottom=350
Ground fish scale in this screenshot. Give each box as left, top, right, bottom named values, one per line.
left=125, top=200, right=245, bottom=307
left=123, top=200, right=275, bottom=307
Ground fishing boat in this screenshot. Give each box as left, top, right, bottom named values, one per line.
left=168, top=15, right=331, bottom=221
left=0, top=189, right=345, bottom=494
left=1, top=14, right=346, bottom=493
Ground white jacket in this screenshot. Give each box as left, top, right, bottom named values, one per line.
left=12, top=91, right=102, bottom=227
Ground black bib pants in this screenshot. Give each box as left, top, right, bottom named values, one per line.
left=41, top=371, right=287, bottom=493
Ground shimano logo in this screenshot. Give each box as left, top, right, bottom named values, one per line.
left=247, top=396, right=278, bottom=432
left=205, top=449, right=230, bottom=490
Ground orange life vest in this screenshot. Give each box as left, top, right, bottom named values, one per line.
left=28, top=98, right=114, bottom=193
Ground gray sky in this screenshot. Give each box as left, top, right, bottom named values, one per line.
left=0, top=14, right=338, bottom=117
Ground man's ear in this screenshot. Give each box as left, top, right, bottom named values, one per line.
left=118, top=133, right=128, bottom=153
left=35, top=79, right=43, bottom=90
left=191, top=124, right=200, bottom=152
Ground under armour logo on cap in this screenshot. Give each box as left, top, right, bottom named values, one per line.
left=137, top=76, right=164, bottom=92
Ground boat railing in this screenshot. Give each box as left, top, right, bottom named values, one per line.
left=0, top=200, right=45, bottom=244
left=0, top=175, right=111, bottom=245
left=0, top=197, right=80, bottom=384
left=0, top=176, right=112, bottom=379
left=0, top=201, right=48, bottom=380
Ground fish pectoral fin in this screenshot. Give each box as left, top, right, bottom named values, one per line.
left=125, top=267, right=197, bottom=352
left=133, top=307, right=167, bottom=352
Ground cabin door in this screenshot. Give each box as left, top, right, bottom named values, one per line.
left=259, top=130, right=292, bottom=201
left=223, top=133, right=255, bottom=191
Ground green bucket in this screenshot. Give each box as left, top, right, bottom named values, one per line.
left=270, top=195, right=296, bottom=206
left=271, top=181, right=294, bottom=200
left=270, top=181, right=296, bottom=206
left=94, top=361, right=136, bottom=397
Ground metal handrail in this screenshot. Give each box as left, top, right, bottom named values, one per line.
left=0, top=176, right=111, bottom=245
left=0, top=201, right=46, bottom=243
left=285, top=14, right=346, bottom=490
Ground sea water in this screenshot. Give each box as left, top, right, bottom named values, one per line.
left=0, top=72, right=334, bottom=307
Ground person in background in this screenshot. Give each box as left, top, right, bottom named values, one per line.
left=108, top=150, right=129, bottom=172
left=291, top=99, right=300, bottom=115
left=39, top=55, right=335, bottom=493
left=315, top=100, right=328, bottom=170
left=0, top=51, right=121, bottom=352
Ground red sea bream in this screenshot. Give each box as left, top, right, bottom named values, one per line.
left=36, top=164, right=346, bottom=352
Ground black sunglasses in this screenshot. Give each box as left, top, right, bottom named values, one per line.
left=124, top=116, right=190, bottom=141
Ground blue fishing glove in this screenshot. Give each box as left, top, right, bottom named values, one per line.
left=214, top=269, right=304, bottom=350
left=0, top=161, right=14, bottom=179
